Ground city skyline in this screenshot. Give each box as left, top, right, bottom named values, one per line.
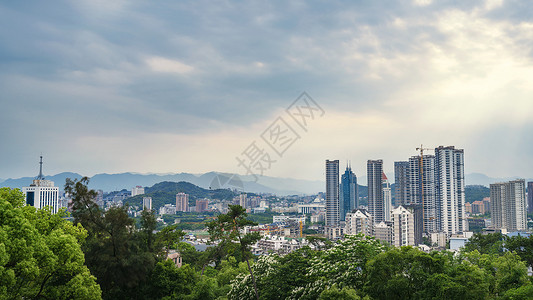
left=1, top=1, right=533, bottom=182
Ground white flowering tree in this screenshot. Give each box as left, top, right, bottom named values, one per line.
left=228, top=234, right=386, bottom=300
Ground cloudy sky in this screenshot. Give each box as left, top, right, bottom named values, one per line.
left=1, top=0, right=532, bottom=182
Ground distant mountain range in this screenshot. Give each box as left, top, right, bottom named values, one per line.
left=0, top=171, right=324, bottom=195
left=0, top=171, right=530, bottom=195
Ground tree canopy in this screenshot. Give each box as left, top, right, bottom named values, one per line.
left=0, top=187, right=101, bottom=299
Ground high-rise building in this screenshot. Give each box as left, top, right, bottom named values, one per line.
left=404, top=204, right=423, bottom=246
left=143, top=197, right=152, bottom=211
left=392, top=206, right=416, bottom=247
left=394, top=161, right=409, bottom=206
left=345, top=209, right=373, bottom=236
left=22, top=156, right=60, bottom=214
left=383, top=173, right=392, bottom=222
left=325, top=160, right=340, bottom=226
left=408, top=155, right=438, bottom=233
left=527, top=181, right=533, bottom=214
left=368, top=160, right=384, bottom=224
left=132, top=186, right=145, bottom=197
left=340, top=164, right=358, bottom=221
left=176, top=193, right=189, bottom=212
left=239, top=194, right=248, bottom=208
left=196, top=199, right=209, bottom=212
left=490, top=180, right=527, bottom=232
left=435, top=146, right=466, bottom=234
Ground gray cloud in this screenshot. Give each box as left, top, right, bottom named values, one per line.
left=1, top=0, right=532, bottom=180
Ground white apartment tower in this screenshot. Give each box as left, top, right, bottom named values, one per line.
left=143, top=197, right=152, bottom=211
left=325, top=160, right=340, bottom=226
left=132, top=186, right=145, bottom=197
left=383, top=173, right=392, bottom=222
left=345, top=209, right=373, bottom=236
left=22, top=156, right=60, bottom=214
left=392, top=206, right=416, bottom=247
left=490, top=180, right=527, bottom=232
left=435, top=146, right=466, bottom=234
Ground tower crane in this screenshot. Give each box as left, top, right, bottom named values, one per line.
left=415, top=144, right=433, bottom=232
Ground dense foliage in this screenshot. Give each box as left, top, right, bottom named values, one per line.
left=0, top=187, right=101, bottom=299
left=229, top=234, right=533, bottom=300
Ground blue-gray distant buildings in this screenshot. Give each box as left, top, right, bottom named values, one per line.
left=340, top=164, right=358, bottom=221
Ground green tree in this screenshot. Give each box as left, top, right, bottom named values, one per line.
left=463, top=232, right=505, bottom=254
left=504, top=235, right=533, bottom=269
left=66, top=178, right=159, bottom=299
left=207, top=205, right=261, bottom=300
left=319, top=285, right=360, bottom=300
left=0, top=187, right=101, bottom=299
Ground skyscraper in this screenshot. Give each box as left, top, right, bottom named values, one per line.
left=394, top=161, right=409, bottom=206
left=368, top=160, right=384, bottom=224
left=490, top=180, right=527, bottom=232
left=325, top=160, right=340, bottom=226
left=22, top=156, right=60, bottom=214
left=408, top=155, right=438, bottom=233
left=527, top=181, right=533, bottom=214
left=435, top=146, right=466, bottom=234
left=383, top=173, right=392, bottom=222
left=340, top=164, right=358, bottom=221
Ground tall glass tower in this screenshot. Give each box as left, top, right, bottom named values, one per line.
left=368, top=159, right=384, bottom=224
left=326, top=160, right=340, bottom=226
left=340, top=164, right=358, bottom=221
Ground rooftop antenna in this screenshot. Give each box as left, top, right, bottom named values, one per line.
left=36, top=154, right=45, bottom=180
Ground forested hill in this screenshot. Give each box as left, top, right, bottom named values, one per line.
left=125, top=181, right=243, bottom=210
left=465, top=185, right=490, bottom=203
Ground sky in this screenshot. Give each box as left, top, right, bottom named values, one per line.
left=1, top=0, right=532, bottom=183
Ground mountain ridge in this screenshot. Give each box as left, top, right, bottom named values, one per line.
left=1, top=171, right=531, bottom=195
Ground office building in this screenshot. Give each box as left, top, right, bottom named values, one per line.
left=368, top=160, right=384, bottom=223
left=392, top=206, right=416, bottom=247
left=22, top=156, right=60, bottom=214
left=325, top=160, right=340, bottom=226
left=340, top=164, right=358, bottom=221
left=435, top=146, right=466, bottom=234
left=490, top=180, right=527, bottom=232
left=176, top=192, right=189, bottom=212
left=394, top=161, right=409, bottom=206
left=143, top=197, right=152, bottom=211
left=345, top=209, right=373, bottom=236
